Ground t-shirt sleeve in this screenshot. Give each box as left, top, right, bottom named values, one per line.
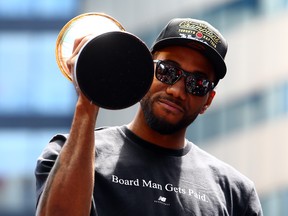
left=34, top=134, right=67, bottom=207
left=243, top=184, right=263, bottom=216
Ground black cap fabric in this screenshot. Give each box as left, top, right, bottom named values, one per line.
left=151, top=18, right=228, bottom=80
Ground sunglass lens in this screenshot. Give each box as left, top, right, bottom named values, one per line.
left=186, top=76, right=210, bottom=96
left=156, top=62, right=180, bottom=85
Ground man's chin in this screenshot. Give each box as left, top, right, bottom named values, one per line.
left=145, top=115, right=184, bottom=134
left=141, top=97, right=188, bottom=134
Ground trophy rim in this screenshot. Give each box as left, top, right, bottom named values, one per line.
left=55, top=12, right=126, bottom=81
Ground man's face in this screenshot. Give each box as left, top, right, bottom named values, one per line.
left=140, top=46, right=216, bottom=134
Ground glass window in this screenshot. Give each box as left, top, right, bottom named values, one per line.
left=0, top=128, right=67, bottom=175
left=246, top=91, right=267, bottom=125
left=187, top=80, right=288, bottom=143
left=261, top=189, right=288, bottom=216
left=0, top=0, right=78, bottom=18
left=200, top=110, right=224, bottom=140
left=284, top=82, right=288, bottom=113
left=0, top=32, right=75, bottom=115
left=225, top=99, right=247, bottom=133
left=187, top=118, right=203, bottom=144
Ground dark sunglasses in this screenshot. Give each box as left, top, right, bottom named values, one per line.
left=153, top=60, right=215, bottom=96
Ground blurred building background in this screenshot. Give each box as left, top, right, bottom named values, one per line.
left=0, top=0, right=287, bottom=215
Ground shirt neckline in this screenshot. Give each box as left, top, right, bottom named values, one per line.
left=120, top=125, right=192, bottom=157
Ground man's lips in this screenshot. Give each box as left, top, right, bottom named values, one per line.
left=158, top=98, right=185, bottom=113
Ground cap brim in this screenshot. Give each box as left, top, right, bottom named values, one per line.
left=151, top=38, right=226, bottom=80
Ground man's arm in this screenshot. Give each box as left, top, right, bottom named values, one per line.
left=36, top=35, right=100, bottom=216
left=36, top=94, right=99, bottom=216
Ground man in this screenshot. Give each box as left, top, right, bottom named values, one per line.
left=35, top=17, right=263, bottom=215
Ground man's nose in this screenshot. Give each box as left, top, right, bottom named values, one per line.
left=165, top=77, right=187, bottom=100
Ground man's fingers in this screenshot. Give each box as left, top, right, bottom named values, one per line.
left=66, top=34, right=95, bottom=81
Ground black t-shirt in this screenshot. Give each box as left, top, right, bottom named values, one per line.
left=35, top=126, right=263, bottom=216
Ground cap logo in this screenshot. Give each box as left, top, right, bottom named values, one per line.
left=178, top=21, right=222, bottom=49
left=196, top=32, right=203, bottom=39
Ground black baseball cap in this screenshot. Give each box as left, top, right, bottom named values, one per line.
left=151, top=18, right=228, bottom=80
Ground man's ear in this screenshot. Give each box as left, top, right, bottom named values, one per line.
left=200, top=90, right=216, bottom=114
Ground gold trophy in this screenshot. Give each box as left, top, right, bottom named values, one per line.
left=55, top=12, right=154, bottom=109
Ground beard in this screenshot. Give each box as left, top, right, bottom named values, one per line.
left=140, top=93, right=199, bottom=135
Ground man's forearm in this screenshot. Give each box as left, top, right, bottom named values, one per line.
left=36, top=101, right=98, bottom=216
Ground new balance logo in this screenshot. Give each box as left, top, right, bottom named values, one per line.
left=158, top=196, right=167, bottom=202
left=154, top=196, right=170, bottom=206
